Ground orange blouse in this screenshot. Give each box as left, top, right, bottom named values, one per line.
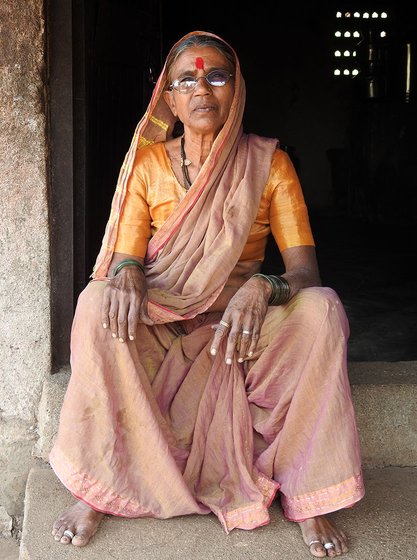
left=114, top=143, right=315, bottom=261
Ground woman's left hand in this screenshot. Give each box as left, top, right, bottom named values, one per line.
left=210, top=276, right=272, bottom=364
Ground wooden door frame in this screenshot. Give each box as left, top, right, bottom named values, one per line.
left=48, top=0, right=87, bottom=369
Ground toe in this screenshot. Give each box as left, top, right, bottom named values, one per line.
left=59, top=534, right=72, bottom=545
left=323, top=540, right=338, bottom=557
left=309, top=542, right=327, bottom=558
left=72, top=530, right=91, bottom=547
left=59, top=526, right=75, bottom=545
left=53, top=525, right=66, bottom=542
left=332, top=538, right=343, bottom=555
left=339, top=532, right=349, bottom=553
left=52, top=521, right=64, bottom=537
left=327, top=546, right=337, bottom=557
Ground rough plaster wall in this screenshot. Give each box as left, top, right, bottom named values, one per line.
left=0, top=0, right=50, bottom=523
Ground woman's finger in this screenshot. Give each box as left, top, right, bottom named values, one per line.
left=247, top=326, right=261, bottom=357
left=109, top=297, right=119, bottom=340
left=117, top=301, right=129, bottom=342
left=210, top=317, right=232, bottom=356
left=127, top=301, right=140, bottom=340
left=101, top=289, right=111, bottom=330
left=224, top=322, right=241, bottom=365
left=238, top=319, right=253, bottom=362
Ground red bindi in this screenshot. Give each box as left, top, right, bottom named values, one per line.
left=195, top=57, right=204, bottom=70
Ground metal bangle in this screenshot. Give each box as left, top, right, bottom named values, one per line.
left=268, top=275, right=291, bottom=305
left=252, top=273, right=291, bottom=306
left=112, top=259, right=145, bottom=277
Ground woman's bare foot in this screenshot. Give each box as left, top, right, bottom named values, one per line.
left=298, top=515, right=349, bottom=557
left=52, top=501, right=105, bottom=547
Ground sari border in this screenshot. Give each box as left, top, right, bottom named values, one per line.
left=49, top=448, right=281, bottom=533
left=281, top=472, right=365, bottom=522
left=49, top=448, right=154, bottom=518
left=217, top=473, right=280, bottom=534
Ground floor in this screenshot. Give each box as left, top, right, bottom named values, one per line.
left=19, top=466, right=417, bottom=560
left=263, top=215, right=417, bottom=363
left=0, top=537, right=19, bottom=560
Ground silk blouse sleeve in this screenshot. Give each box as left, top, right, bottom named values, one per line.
left=268, top=149, right=315, bottom=252
left=113, top=149, right=152, bottom=258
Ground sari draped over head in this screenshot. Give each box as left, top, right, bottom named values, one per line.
left=91, top=30, right=278, bottom=324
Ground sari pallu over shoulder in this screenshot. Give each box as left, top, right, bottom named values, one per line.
left=144, top=132, right=278, bottom=322
left=90, top=31, right=278, bottom=324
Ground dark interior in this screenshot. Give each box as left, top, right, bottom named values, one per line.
left=74, top=0, right=417, bottom=362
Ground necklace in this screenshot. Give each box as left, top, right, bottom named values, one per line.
left=180, top=136, right=192, bottom=189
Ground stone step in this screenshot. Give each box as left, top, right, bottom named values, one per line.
left=19, top=465, right=417, bottom=560
left=35, top=362, right=417, bottom=468
left=0, top=537, right=19, bottom=560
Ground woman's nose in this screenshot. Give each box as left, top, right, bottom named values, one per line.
left=194, top=75, right=212, bottom=94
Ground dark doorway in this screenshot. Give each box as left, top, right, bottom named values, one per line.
left=71, top=0, right=417, bottom=362
left=74, top=0, right=162, bottom=294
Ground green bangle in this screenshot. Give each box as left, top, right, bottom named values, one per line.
left=112, top=259, right=145, bottom=277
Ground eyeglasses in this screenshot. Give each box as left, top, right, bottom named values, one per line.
left=168, top=69, right=233, bottom=94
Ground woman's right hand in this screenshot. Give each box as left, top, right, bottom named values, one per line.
left=101, top=266, right=153, bottom=342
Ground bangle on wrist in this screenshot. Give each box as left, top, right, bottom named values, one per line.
left=252, top=273, right=291, bottom=306
left=112, top=259, right=145, bottom=277
left=268, top=275, right=291, bottom=305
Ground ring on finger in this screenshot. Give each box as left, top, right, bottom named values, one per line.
left=324, top=543, right=335, bottom=550
left=63, top=530, right=74, bottom=540
left=242, top=329, right=251, bottom=335
left=219, top=320, right=230, bottom=329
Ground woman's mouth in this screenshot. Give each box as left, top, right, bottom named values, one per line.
left=194, top=105, right=217, bottom=112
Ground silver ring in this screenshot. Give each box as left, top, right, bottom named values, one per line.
left=63, top=530, right=74, bottom=540
left=308, top=540, right=321, bottom=547
left=242, top=329, right=251, bottom=335
left=219, top=320, right=230, bottom=329
left=324, top=542, right=335, bottom=550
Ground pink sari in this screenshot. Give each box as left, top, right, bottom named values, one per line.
left=49, top=31, right=364, bottom=532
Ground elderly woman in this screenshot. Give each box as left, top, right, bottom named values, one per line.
left=50, top=31, right=364, bottom=557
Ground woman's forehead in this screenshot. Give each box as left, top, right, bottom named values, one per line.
left=172, top=46, right=229, bottom=73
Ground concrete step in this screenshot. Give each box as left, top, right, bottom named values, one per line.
left=0, top=537, right=19, bottom=560
left=35, top=362, right=417, bottom=468
left=19, top=465, right=417, bottom=560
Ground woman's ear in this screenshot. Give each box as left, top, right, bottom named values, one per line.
left=163, top=90, right=177, bottom=117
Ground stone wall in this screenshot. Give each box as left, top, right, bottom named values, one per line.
left=0, top=0, right=49, bottom=533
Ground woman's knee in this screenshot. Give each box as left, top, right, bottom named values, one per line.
left=293, top=287, right=349, bottom=334
left=296, top=286, right=341, bottom=308
left=74, top=280, right=106, bottom=325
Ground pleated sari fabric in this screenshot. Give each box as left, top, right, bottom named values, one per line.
left=50, top=282, right=364, bottom=532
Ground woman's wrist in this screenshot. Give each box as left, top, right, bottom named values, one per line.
left=251, top=273, right=273, bottom=301
left=112, top=259, right=145, bottom=277
left=252, top=273, right=291, bottom=305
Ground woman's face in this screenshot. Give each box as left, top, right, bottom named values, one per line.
left=163, top=46, right=235, bottom=137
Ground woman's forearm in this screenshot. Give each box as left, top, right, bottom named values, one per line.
left=281, top=265, right=322, bottom=300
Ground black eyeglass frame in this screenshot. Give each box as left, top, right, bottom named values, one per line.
left=168, top=70, right=234, bottom=93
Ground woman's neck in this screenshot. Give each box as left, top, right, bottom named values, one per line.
left=183, top=131, right=217, bottom=167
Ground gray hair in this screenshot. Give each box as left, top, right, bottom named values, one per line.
left=165, top=34, right=236, bottom=83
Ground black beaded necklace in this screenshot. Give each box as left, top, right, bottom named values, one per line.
left=180, top=135, right=192, bottom=190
